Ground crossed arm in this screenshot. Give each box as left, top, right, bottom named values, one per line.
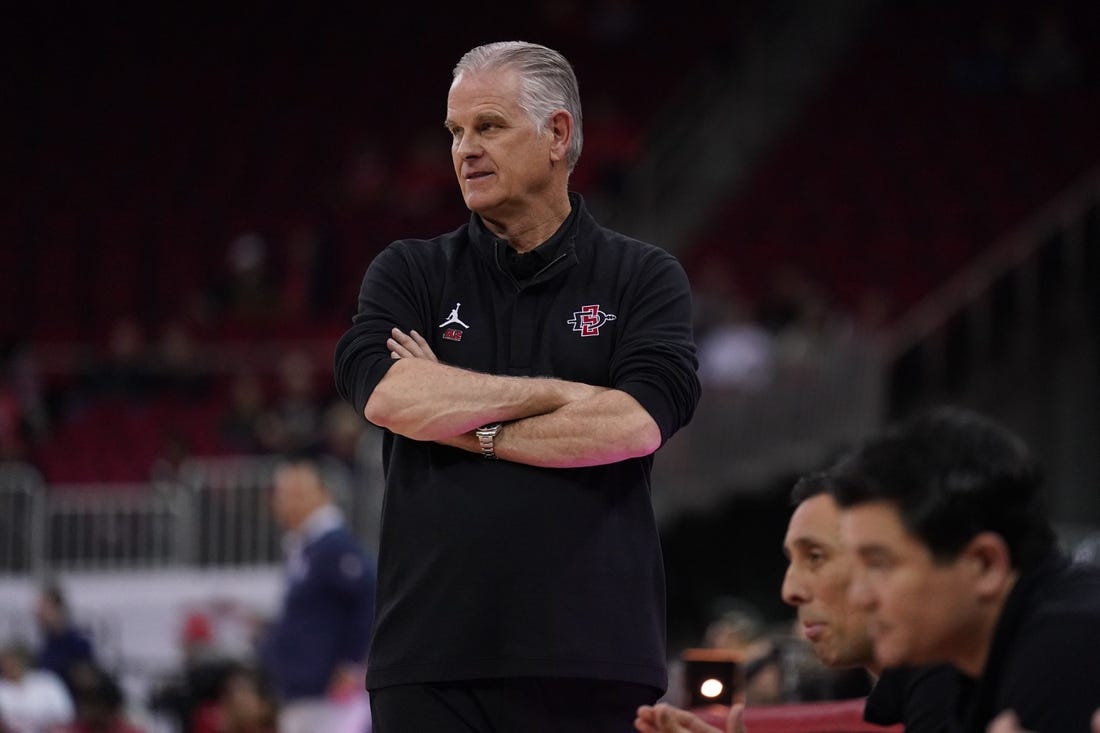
left=363, top=328, right=662, bottom=468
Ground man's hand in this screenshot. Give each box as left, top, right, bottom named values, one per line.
left=388, top=328, right=438, bottom=362
left=635, top=703, right=746, bottom=733
left=987, top=711, right=1031, bottom=733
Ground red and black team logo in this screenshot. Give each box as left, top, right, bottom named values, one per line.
left=567, top=304, right=617, bottom=337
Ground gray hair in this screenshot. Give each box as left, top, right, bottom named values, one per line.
left=453, top=41, right=584, bottom=172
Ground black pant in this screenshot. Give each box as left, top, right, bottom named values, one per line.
left=370, top=677, right=661, bottom=733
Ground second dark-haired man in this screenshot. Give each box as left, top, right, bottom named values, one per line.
left=832, top=406, right=1100, bottom=732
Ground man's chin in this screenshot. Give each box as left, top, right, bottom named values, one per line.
left=463, top=192, right=501, bottom=215
left=872, top=639, right=908, bottom=670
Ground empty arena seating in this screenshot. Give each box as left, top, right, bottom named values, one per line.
left=686, top=0, right=1100, bottom=318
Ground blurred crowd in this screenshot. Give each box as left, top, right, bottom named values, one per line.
left=2, top=456, right=376, bottom=733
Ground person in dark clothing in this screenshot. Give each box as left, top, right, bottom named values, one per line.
left=34, top=583, right=96, bottom=695
left=635, top=474, right=957, bottom=733
left=832, top=406, right=1100, bottom=733
left=259, top=457, right=375, bottom=733
left=333, top=41, right=700, bottom=732
left=54, top=663, right=146, bottom=733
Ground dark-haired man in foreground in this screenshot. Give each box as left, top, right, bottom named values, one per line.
left=832, top=407, right=1100, bottom=732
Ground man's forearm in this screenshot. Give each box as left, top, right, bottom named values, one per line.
left=364, top=357, right=603, bottom=441
left=440, top=388, right=661, bottom=468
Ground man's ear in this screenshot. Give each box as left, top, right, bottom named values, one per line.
left=547, top=110, right=573, bottom=164
left=964, top=531, right=1015, bottom=600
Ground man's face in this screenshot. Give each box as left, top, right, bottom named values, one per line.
left=445, top=67, right=561, bottom=221
left=781, top=494, right=874, bottom=668
left=841, top=501, right=986, bottom=670
left=270, top=465, right=323, bottom=532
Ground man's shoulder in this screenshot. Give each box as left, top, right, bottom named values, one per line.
left=1027, top=559, right=1100, bottom=624
left=378, top=223, right=473, bottom=261
left=585, top=218, right=668, bottom=256
left=866, top=664, right=962, bottom=730
left=1000, top=561, right=1100, bottom=678
left=581, top=223, right=684, bottom=281
left=307, top=526, right=372, bottom=563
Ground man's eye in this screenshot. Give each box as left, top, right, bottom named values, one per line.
left=865, top=557, right=892, bottom=571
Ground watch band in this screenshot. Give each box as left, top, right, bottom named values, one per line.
left=475, top=423, right=503, bottom=459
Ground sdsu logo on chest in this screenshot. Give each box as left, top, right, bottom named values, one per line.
left=567, top=304, right=617, bottom=337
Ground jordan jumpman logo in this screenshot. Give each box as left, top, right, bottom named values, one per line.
left=439, top=302, right=470, bottom=329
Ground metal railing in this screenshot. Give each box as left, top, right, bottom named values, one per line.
left=0, top=454, right=380, bottom=575
left=0, top=463, right=46, bottom=574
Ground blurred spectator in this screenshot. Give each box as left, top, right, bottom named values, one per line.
left=78, top=318, right=151, bottom=403
left=33, top=584, right=96, bottom=696
left=53, top=663, right=145, bottom=733
left=147, top=611, right=238, bottom=733
left=317, top=402, right=384, bottom=553
left=0, top=640, right=74, bottom=733
left=217, top=372, right=270, bottom=454
left=259, top=458, right=374, bottom=733
left=262, top=352, right=323, bottom=456
left=215, top=665, right=276, bottom=733
left=210, top=233, right=277, bottom=328
left=688, top=252, right=746, bottom=341
left=695, top=296, right=775, bottom=392
left=757, top=268, right=853, bottom=375
left=0, top=339, right=48, bottom=459
left=279, top=223, right=337, bottom=323
left=147, top=321, right=211, bottom=400
left=317, top=403, right=375, bottom=481
left=149, top=429, right=194, bottom=482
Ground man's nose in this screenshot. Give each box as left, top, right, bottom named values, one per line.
left=781, top=565, right=810, bottom=607
left=454, top=132, right=481, bottom=158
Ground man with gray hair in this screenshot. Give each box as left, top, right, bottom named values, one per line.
left=334, top=41, right=700, bottom=731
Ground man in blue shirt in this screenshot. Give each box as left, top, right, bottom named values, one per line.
left=34, top=582, right=96, bottom=695
left=260, top=457, right=376, bottom=733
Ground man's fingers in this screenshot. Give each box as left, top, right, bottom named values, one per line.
left=635, top=705, right=659, bottom=733
left=390, top=328, right=437, bottom=362
left=387, top=338, right=411, bottom=358
left=408, top=329, right=438, bottom=361
left=987, top=710, right=1030, bottom=733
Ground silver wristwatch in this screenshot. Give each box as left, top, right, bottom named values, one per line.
left=475, top=422, right=503, bottom=459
